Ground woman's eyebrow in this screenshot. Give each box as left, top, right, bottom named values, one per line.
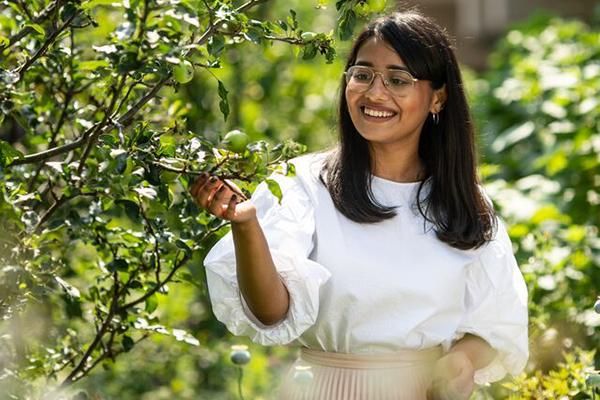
left=354, top=60, right=409, bottom=71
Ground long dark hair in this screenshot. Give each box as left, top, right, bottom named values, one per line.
left=320, top=10, right=496, bottom=250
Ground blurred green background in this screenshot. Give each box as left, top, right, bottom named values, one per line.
left=0, top=0, right=599, bottom=399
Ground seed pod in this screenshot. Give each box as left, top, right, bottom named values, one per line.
left=230, top=345, right=251, bottom=366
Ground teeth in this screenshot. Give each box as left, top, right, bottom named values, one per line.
left=363, top=107, right=395, bottom=118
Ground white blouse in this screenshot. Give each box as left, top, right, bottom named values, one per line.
left=203, top=152, right=529, bottom=385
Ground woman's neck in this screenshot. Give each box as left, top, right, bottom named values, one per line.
left=369, top=144, right=424, bottom=183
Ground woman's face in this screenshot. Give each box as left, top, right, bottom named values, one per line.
left=345, top=37, right=445, bottom=150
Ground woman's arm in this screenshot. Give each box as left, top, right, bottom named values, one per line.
left=191, top=174, right=289, bottom=326
left=232, top=217, right=290, bottom=325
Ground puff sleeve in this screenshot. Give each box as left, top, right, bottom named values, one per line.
left=456, top=218, right=529, bottom=385
left=203, top=169, right=331, bottom=346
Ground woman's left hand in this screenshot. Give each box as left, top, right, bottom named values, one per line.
left=426, top=351, right=475, bottom=400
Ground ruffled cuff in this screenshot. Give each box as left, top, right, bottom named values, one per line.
left=205, top=247, right=331, bottom=346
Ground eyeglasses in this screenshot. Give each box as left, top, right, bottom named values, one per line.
left=344, top=65, right=419, bottom=97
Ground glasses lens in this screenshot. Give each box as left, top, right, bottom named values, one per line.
left=346, top=66, right=373, bottom=92
left=386, top=70, right=415, bottom=96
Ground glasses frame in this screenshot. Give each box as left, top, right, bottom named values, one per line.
left=344, top=65, right=420, bottom=96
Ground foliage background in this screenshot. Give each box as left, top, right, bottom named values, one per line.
left=0, top=0, right=598, bottom=399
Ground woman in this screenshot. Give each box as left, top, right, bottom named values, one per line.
left=190, top=10, right=528, bottom=400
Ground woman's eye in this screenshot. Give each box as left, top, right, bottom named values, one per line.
left=389, top=77, right=410, bottom=86
left=354, top=73, right=371, bottom=81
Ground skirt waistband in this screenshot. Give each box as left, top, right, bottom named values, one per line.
left=300, top=346, right=443, bottom=369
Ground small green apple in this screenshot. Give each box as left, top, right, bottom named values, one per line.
left=223, top=129, right=249, bottom=153
left=301, top=32, right=317, bottom=42
left=173, top=60, right=194, bottom=84
left=367, top=0, right=386, bottom=12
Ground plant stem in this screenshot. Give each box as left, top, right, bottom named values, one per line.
left=237, top=367, right=245, bottom=400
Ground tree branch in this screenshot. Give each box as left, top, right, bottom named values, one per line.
left=0, top=0, right=67, bottom=51
left=119, top=251, right=192, bottom=311
left=8, top=75, right=169, bottom=167
left=150, top=161, right=249, bottom=200
left=16, top=10, right=78, bottom=82
left=81, top=334, right=149, bottom=380
left=33, top=191, right=98, bottom=233
left=194, top=0, right=269, bottom=47
left=76, top=75, right=127, bottom=175
left=60, top=271, right=120, bottom=387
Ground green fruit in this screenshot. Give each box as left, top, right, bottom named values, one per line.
left=173, top=60, right=194, bottom=84
left=223, top=129, right=249, bottom=153
left=301, top=32, right=317, bottom=42
left=367, top=0, right=386, bottom=12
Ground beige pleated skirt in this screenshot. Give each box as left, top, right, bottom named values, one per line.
left=277, top=346, right=443, bottom=400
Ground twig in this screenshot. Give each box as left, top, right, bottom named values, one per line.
left=0, top=0, right=66, bottom=51
left=194, top=0, right=269, bottom=48
left=60, top=271, right=120, bottom=386
left=76, top=76, right=127, bottom=175
left=263, top=35, right=303, bottom=45
left=118, top=251, right=192, bottom=311
left=16, top=10, right=78, bottom=82
left=150, top=161, right=249, bottom=200
left=82, top=334, right=149, bottom=379
left=33, top=191, right=98, bottom=233
left=136, top=196, right=162, bottom=282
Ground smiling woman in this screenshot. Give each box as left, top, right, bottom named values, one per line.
left=192, top=9, right=529, bottom=400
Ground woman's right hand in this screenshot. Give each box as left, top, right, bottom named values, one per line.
left=189, top=173, right=256, bottom=224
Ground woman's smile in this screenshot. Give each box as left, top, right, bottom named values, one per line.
left=360, top=103, right=398, bottom=122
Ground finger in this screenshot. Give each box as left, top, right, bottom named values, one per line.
left=222, top=179, right=246, bottom=199
left=208, top=184, right=229, bottom=216
left=223, top=194, right=238, bottom=220
left=190, top=172, right=209, bottom=198
left=195, top=176, right=222, bottom=208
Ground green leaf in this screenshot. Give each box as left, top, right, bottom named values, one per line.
left=0, top=140, right=24, bottom=167
left=287, top=9, right=298, bottom=31
left=175, top=239, right=192, bottom=257
left=208, top=35, right=225, bottom=57
left=116, top=199, right=141, bottom=222
left=172, top=329, right=200, bottom=346
left=338, top=10, right=356, bottom=41
left=302, top=43, right=318, bottom=60
left=55, top=277, right=81, bottom=299
left=107, top=258, right=129, bottom=272
left=491, top=121, right=535, bottom=152
left=122, top=335, right=135, bottom=352
left=145, top=294, right=158, bottom=313
left=133, top=187, right=157, bottom=200
left=218, top=80, right=229, bottom=121
left=81, top=0, right=122, bottom=10
left=26, top=23, right=45, bottom=37
left=78, top=60, right=110, bottom=71
left=265, top=179, right=282, bottom=204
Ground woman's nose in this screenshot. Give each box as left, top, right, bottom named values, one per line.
left=366, top=73, right=389, bottom=98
